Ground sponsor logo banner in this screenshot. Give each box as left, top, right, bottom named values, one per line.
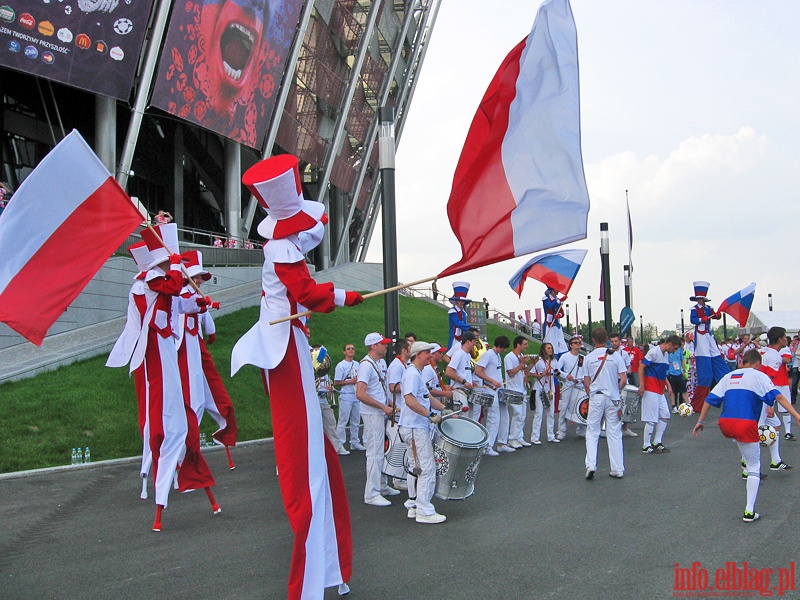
left=0, top=0, right=155, bottom=100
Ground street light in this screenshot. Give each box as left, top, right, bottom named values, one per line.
left=768, top=293, right=773, bottom=312
left=566, top=304, right=570, bottom=332
left=639, top=315, right=644, bottom=346
left=587, top=295, right=592, bottom=338
left=680, top=308, right=685, bottom=336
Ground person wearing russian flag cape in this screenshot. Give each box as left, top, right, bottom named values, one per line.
left=689, top=281, right=730, bottom=412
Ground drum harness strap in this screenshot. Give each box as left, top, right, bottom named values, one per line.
left=589, top=350, right=620, bottom=406
left=362, top=355, right=399, bottom=427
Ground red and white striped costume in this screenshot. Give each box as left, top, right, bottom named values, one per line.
left=232, top=155, right=356, bottom=600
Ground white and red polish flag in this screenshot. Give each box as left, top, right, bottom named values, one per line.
left=0, top=130, right=144, bottom=345
left=439, top=0, right=589, bottom=278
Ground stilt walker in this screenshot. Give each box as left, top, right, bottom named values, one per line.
left=542, top=288, right=569, bottom=357
left=447, top=282, right=472, bottom=353
left=106, top=241, right=154, bottom=499
left=131, top=224, right=221, bottom=531
left=689, top=281, right=730, bottom=412
left=176, top=250, right=237, bottom=469
left=231, top=155, right=361, bottom=599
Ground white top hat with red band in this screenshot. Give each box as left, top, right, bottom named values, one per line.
left=140, top=223, right=179, bottom=270
left=128, top=241, right=153, bottom=276
left=242, top=154, right=325, bottom=240
left=181, top=250, right=211, bottom=281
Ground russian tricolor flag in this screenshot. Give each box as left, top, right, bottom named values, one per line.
left=508, top=249, right=587, bottom=297
left=717, top=282, right=756, bottom=327
left=439, top=0, right=589, bottom=278
left=0, top=130, right=144, bottom=345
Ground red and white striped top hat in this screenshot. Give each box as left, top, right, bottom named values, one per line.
left=140, top=223, right=179, bottom=270
left=127, top=241, right=152, bottom=280
left=242, top=154, right=325, bottom=239
left=181, top=250, right=211, bottom=281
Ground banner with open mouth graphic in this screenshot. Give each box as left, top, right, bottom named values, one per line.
left=0, top=0, right=155, bottom=100
left=150, top=0, right=303, bottom=149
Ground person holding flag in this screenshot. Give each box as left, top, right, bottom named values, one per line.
left=689, top=281, right=731, bottom=413
left=447, top=282, right=472, bottom=354
left=230, top=154, right=362, bottom=599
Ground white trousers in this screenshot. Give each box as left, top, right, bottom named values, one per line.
left=319, top=400, right=344, bottom=452
left=336, top=399, right=362, bottom=445
left=531, top=390, right=556, bottom=442
left=399, top=426, right=437, bottom=516
left=362, top=413, right=388, bottom=500
left=585, top=393, right=624, bottom=473
left=472, top=389, right=500, bottom=447
left=508, top=401, right=527, bottom=441
left=558, top=384, right=582, bottom=437
left=497, top=400, right=511, bottom=445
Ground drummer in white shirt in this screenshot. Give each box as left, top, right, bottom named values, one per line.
left=386, top=339, right=411, bottom=490
left=475, top=336, right=511, bottom=455
left=421, top=343, right=453, bottom=415
left=504, top=336, right=536, bottom=448
left=583, top=328, right=628, bottom=480
left=400, top=342, right=449, bottom=524
left=445, top=330, right=476, bottom=411
left=555, top=336, right=585, bottom=440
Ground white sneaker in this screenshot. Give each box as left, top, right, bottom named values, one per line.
left=497, top=444, right=515, bottom=453
left=381, top=487, right=401, bottom=496
left=556, top=434, right=565, bottom=440
left=548, top=438, right=561, bottom=443
left=622, top=429, right=638, bottom=437
left=407, top=507, right=417, bottom=519
left=671, top=407, right=678, bottom=414
left=350, top=442, right=366, bottom=451
left=531, top=440, right=542, bottom=445
left=364, top=496, right=391, bottom=507
left=337, top=448, right=350, bottom=455
left=416, top=512, right=447, bottom=524
left=392, top=479, right=408, bottom=491
left=484, top=448, right=500, bottom=456
left=508, top=439, right=523, bottom=449
left=518, top=439, right=532, bottom=447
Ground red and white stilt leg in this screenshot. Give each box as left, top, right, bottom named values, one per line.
left=225, top=446, right=235, bottom=470
left=153, top=504, right=164, bottom=532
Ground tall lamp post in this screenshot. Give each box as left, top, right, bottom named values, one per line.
left=680, top=308, right=685, bottom=336
left=566, top=304, right=570, bottom=332
left=600, top=223, right=612, bottom=331
left=379, top=107, right=399, bottom=354
left=639, top=315, right=644, bottom=346
left=587, top=295, right=592, bottom=339
left=768, top=293, right=773, bottom=311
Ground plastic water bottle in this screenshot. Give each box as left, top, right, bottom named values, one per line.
left=71, top=448, right=77, bottom=465
left=84, top=446, right=91, bottom=464
left=200, top=433, right=207, bottom=448
left=77, top=447, right=83, bottom=463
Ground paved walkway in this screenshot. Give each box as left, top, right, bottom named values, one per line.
left=2, top=415, right=799, bottom=599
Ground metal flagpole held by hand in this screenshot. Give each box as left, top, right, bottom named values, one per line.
left=268, top=276, right=437, bottom=326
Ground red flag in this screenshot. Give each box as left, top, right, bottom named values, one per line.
left=0, top=130, right=144, bottom=345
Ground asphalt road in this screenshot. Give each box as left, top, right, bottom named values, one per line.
left=2, top=413, right=799, bottom=599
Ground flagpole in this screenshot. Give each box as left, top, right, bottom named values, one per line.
left=268, top=277, right=436, bottom=326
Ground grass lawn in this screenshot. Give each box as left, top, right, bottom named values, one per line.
left=0, top=295, right=534, bottom=473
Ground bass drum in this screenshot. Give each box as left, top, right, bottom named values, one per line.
left=569, top=392, right=590, bottom=426
left=382, top=423, right=407, bottom=480
left=432, top=416, right=489, bottom=500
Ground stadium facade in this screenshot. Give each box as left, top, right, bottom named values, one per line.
left=0, top=0, right=441, bottom=270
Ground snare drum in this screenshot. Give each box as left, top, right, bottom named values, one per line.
left=433, top=416, right=489, bottom=500
left=382, top=423, right=407, bottom=480
left=469, top=388, right=495, bottom=407
left=497, top=388, right=524, bottom=405
left=451, top=388, right=469, bottom=412
left=621, top=384, right=640, bottom=424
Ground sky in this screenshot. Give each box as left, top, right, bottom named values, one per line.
left=365, top=0, right=800, bottom=335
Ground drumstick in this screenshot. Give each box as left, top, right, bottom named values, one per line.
left=410, top=436, right=422, bottom=476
